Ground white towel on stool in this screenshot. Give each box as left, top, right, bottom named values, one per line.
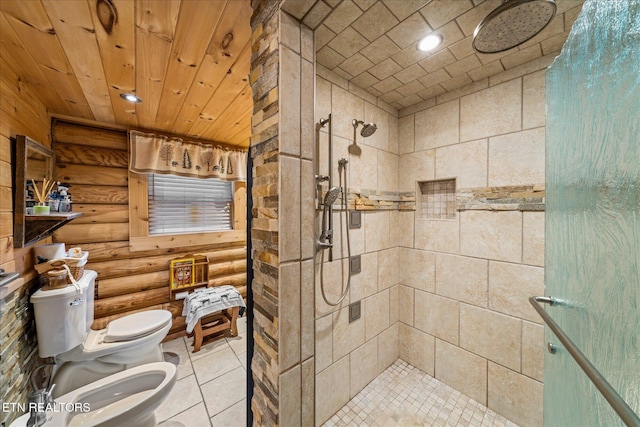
left=182, top=285, right=246, bottom=333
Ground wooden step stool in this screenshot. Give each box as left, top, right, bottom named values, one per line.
left=192, top=306, right=239, bottom=353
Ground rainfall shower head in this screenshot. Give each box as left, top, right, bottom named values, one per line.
left=323, top=187, right=341, bottom=207
left=352, top=119, right=378, bottom=137
left=472, top=0, right=557, bottom=54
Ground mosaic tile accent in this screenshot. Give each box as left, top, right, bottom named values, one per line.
left=341, top=189, right=416, bottom=211
left=419, top=179, right=456, bottom=220
left=323, top=359, right=520, bottom=427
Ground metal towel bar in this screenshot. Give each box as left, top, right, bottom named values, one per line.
left=529, top=296, right=640, bottom=427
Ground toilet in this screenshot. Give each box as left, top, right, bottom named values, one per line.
left=31, top=270, right=173, bottom=397
left=9, top=362, right=176, bottom=427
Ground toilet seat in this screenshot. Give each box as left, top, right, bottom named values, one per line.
left=56, top=311, right=172, bottom=363
left=104, top=310, right=172, bottom=343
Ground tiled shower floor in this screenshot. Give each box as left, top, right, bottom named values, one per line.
left=159, top=322, right=518, bottom=427
left=323, top=360, right=520, bottom=427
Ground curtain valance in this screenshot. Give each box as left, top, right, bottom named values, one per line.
left=129, top=130, right=247, bottom=181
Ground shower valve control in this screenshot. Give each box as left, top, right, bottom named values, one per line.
left=349, top=301, right=361, bottom=323
left=350, top=255, right=361, bottom=275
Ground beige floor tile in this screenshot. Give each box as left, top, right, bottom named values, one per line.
left=237, top=352, right=248, bottom=371
left=236, top=316, right=248, bottom=334
left=155, top=374, right=204, bottom=423
left=193, top=347, right=242, bottom=385
left=201, top=367, right=246, bottom=417
left=163, top=336, right=188, bottom=354
left=163, top=337, right=194, bottom=380
left=210, top=399, right=246, bottom=427
left=158, top=334, right=247, bottom=425
left=158, top=402, right=212, bottom=427
left=186, top=335, right=232, bottom=362
left=226, top=331, right=247, bottom=356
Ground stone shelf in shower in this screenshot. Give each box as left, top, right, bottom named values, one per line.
left=24, top=212, right=83, bottom=247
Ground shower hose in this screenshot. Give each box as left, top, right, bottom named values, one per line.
left=319, top=160, right=351, bottom=306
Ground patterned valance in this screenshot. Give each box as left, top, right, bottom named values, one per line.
left=129, top=130, right=247, bottom=181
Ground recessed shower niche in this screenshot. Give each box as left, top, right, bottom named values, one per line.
left=418, top=179, right=456, bottom=220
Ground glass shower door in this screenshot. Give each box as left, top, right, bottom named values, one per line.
left=544, top=0, right=640, bottom=426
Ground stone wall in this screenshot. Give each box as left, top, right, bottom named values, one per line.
left=0, top=279, right=41, bottom=427
left=249, top=1, right=280, bottom=425
left=248, top=2, right=315, bottom=426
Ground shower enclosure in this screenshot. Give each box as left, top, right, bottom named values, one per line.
left=542, top=1, right=639, bottom=425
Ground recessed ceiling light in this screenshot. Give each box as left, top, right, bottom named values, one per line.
left=417, top=34, right=442, bottom=52
left=120, top=93, right=142, bottom=103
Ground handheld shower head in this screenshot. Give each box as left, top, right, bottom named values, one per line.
left=319, top=186, right=341, bottom=245
left=352, top=119, right=378, bottom=138
left=323, top=187, right=341, bottom=206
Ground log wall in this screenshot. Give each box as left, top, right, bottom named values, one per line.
left=52, top=120, right=247, bottom=339
left=0, top=55, right=52, bottom=427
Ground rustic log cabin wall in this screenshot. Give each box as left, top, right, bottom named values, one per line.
left=51, top=120, right=247, bottom=340
left=0, top=56, right=52, bottom=427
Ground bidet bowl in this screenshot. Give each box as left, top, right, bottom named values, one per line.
left=9, top=362, right=177, bottom=427
left=62, top=362, right=176, bottom=427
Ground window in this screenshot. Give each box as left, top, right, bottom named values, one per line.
left=148, top=174, right=233, bottom=235
left=128, top=171, right=246, bottom=252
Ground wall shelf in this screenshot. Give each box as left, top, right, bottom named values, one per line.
left=24, top=212, right=83, bottom=247
left=170, top=254, right=210, bottom=298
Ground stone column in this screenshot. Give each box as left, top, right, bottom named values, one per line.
left=249, top=1, right=315, bottom=425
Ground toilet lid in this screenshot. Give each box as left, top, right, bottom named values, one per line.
left=104, top=310, right=172, bottom=343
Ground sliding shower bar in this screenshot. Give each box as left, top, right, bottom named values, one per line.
left=529, top=296, right=640, bottom=427
left=318, top=114, right=334, bottom=261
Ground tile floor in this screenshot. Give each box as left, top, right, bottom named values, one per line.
left=158, top=316, right=248, bottom=427
left=159, top=321, right=518, bottom=427
left=323, top=360, right=520, bottom=427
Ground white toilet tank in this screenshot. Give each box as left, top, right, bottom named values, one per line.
left=31, top=270, right=97, bottom=358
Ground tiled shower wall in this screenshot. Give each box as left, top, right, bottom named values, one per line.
left=277, top=10, right=316, bottom=427
left=314, top=50, right=555, bottom=426
left=314, top=64, right=404, bottom=426
left=395, top=56, right=554, bottom=427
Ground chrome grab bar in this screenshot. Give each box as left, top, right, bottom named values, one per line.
left=529, top=296, right=640, bottom=427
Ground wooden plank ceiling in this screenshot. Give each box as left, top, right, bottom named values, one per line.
left=0, top=0, right=252, bottom=148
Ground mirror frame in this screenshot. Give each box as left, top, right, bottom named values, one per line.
left=13, top=134, right=55, bottom=248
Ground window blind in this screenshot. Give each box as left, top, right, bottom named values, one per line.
left=148, top=174, right=233, bottom=235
